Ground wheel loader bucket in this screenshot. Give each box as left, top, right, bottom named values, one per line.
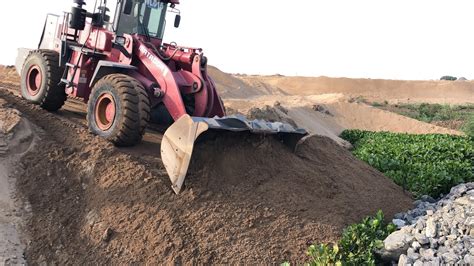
left=161, top=114, right=209, bottom=194
left=161, top=114, right=307, bottom=194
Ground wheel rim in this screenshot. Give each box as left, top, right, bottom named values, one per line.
left=26, top=65, right=42, bottom=96
left=95, top=93, right=116, bottom=131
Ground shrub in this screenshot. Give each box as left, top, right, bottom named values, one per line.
left=341, top=130, right=474, bottom=197
left=305, top=211, right=395, bottom=266
left=462, top=114, right=474, bottom=137
left=440, top=75, right=457, bottom=81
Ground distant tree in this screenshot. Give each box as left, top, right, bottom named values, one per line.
left=440, top=75, right=457, bottom=81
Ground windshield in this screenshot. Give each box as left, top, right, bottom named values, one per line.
left=115, top=0, right=168, bottom=39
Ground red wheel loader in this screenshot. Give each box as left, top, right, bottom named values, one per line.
left=16, top=0, right=306, bottom=193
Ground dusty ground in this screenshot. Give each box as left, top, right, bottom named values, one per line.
left=0, top=85, right=412, bottom=263
left=209, top=67, right=465, bottom=145
left=1, top=65, right=472, bottom=263
left=0, top=98, right=35, bottom=265
left=233, top=72, right=474, bottom=105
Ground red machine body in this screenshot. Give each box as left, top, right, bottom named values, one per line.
left=52, top=0, right=224, bottom=123
left=17, top=0, right=306, bottom=194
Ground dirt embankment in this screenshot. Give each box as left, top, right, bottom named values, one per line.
left=0, top=89, right=412, bottom=264
left=210, top=68, right=466, bottom=139
left=0, top=97, right=35, bottom=265
left=239, top=75, right=474, bottom=105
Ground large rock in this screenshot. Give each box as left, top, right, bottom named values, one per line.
left=425, top=217, right=437, bottom=238
left=380, top=230, right=412, bottom=261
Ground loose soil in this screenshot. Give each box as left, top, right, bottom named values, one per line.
left=0, top=88, right=412, bottom=264
left=0, top=98, right=34, bottom=265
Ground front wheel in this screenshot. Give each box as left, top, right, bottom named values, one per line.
left=87, top=74, right=150, bottom=146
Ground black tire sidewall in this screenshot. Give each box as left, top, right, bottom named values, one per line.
left=20, top=54, right=48, bottom=104
left=87, top=82, right=124, bottom=139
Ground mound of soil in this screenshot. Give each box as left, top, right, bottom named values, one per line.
left=0, top=89, right=412, bottom=264
left=208, top=66, right=287, bottom=99
left=247, top=103, right=298, bottom=127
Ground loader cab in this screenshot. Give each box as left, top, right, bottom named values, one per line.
left=113, top=0, right=180, bottom=40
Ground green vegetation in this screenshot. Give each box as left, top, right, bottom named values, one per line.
left=462, top=114, right=474, bottom=137
left=340, top=130, right=474, bottom=198
left=303, top=211, right=395, bottom=266
left=440, top=75, right=457, bottom=81
left=374, top=102, right=474, bottom=123
left=289, top=129, right=473, bottom=266
left=369, top=102, right=474, bottom=136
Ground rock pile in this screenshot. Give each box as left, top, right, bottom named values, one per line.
left=380, top=183, right=474, bottom=265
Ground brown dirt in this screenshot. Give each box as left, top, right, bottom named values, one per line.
left=240, top=75, right=474, bottom=105
left=0, top=88, right=412, bottom=264
left=208, top=66, right=288, bottom=98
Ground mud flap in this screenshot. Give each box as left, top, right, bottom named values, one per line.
left=161, top=114, right=209, bottom=194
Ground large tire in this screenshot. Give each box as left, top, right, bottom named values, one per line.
left=20, top=50, right=66, bottom=111
left=87, top=74, right=150, bottom=147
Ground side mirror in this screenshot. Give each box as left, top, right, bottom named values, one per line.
left=174, top=14, right=181, bottom=28
left=124, top=0, right=133, bottom=15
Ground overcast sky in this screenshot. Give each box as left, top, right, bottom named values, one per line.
left=2, top=0, right=473, bottom=80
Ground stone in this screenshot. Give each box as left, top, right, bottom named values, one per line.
left=429, top=257, right=441, bottom=266
left=411, top=241, right=421, bottom=250
left=407, top=247, right=420, bottom=260
left=420, top=195, right=436, bottom=203
left=381, top=230, right=412, bottom=261
left=465, top=254, right=474, bottom=265
left=414, top=233, right=429, bottom=245
left=398, top=254, right=412, bottom=266
left=394, top=213, right=405, bottom=219
left=426, top=209, right=434, bottom=216
left=441, top=252, right=459, bottom=263
left=413, top=260, right=423, bottom=266
left=393, top=219, right=406, bottom=229
left=419, top=248, right=435, bottom=260
left=413, top=200, right=423, bottom=207
left=438, top=237, right=446, bottom=246
left=450, top=184, right=467, bottom=196
left=425, top=217, right=437, bottom=238
left=384, top=230, right=411, bottom=251
left=102, top=227, right=114, bottom=242
left=415, top=219, right=426, bottom=231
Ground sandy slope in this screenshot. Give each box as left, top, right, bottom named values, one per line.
left=0, top=88, right=413, bottom=264
left=0, top=99, right=34, bottom=265
left=240, top=75, right=474, bottom=104
left=0, top=65, right=464, bottom=263
left=206, top=67, right=466, bottom=142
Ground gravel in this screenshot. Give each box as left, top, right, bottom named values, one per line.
left=378, top=183, right=474, bottom=265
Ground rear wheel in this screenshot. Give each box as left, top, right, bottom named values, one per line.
left=87, top=74, right=150, bottom=146
left=20, top=50, right=67, bottom=111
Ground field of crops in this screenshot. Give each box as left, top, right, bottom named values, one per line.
left=340, top=130, right=474, bottom=198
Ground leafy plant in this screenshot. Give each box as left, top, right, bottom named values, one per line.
left=305, top=211, right=395, bottom=266
left=341, top=130, right=474, bottom=197
left=440, top=75, right=457, bottom=81
left=462, top=114, right=474, bottom=137
left=371, top=103, right=474, bottom=128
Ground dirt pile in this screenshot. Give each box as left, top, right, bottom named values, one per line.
left=208, top=66, right=287, bottom=98
left=0, top=98, right=33, bottom=265
left=0, top=66, right=19, bottom=87
left=247, top=103, right=298, bottom=127
left=0, top=89, right=412, bottom=264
